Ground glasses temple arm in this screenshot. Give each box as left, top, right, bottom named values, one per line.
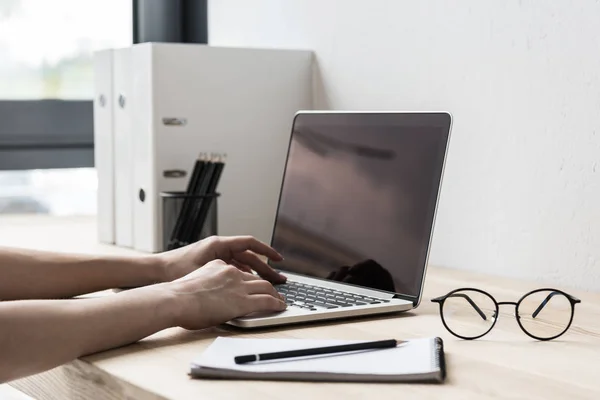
left=531, top=291, right=567, bottom=318
left=446, top=293, right=488, bottom=320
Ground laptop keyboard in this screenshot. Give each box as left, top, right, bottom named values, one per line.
left=275, top=280, right=389, bottom=311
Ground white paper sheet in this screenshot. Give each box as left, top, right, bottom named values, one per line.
left=192, top=337, right=438, bottom=376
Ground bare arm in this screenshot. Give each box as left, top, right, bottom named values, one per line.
left=0, top=285, right=174, bottom=383
left=0, top=235, right=286, bottom=301
left=0, top=260, right=286, bottom=383
left=0, top=247, right=164, bottom=300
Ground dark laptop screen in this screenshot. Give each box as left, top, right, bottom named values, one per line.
left=269, top=112, right=451, bottom=299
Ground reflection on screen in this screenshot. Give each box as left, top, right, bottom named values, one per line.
left=270, top=113, right=449, bottom=298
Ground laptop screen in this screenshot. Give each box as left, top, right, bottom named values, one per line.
left=269, top=112, right=451, bottom=299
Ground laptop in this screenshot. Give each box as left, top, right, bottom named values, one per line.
left=228, top=111, right=452, bottom=328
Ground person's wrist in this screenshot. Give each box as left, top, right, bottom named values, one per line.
left=139, top=283, right=182, bottom=329
left=163, top=285, right=184, bottom=328
left=84, top=253, right=168, bottom=289
left=141, top=253, right=170, bottom=284
left=161, top=280, right=202, bottom=329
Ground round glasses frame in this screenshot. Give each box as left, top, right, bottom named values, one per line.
left=431, top=287, right=581, bottom=341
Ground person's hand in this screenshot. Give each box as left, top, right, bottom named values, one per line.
left=167, top=259, right=287, bottom=330
left=157, top=235, right=286, bottom=284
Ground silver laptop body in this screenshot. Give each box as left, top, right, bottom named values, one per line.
left=228, top=111, right=452, bottom=328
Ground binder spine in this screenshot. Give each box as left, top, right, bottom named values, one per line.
left=93, top=49, right=116, bottom=244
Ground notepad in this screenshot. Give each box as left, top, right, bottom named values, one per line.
left=190, top=337, right=446, bottom=383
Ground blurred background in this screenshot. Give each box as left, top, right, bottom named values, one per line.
left=0, top=0, right=130, bottom=215
left=0, top=0, right=204, bottom=215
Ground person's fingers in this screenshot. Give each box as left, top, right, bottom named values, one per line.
left=239, top=271, right=262, bottom=281
left=219, top=236, right=283, bottom=261
left=245, top=280, right=284, bottom=300
left=231, top=259, right=252, bottom=274
left=234, top=251, right=286, bottom=283
left=248, top=295, right=287, bottom=312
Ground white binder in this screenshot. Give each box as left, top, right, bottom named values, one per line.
left=129, top=43, right=313, bottom=253
left=92, top=49, right=115, bottom=244
left=112, top=48, right=135, bottom=248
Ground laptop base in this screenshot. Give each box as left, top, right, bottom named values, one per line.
left=227, top=298, right=413, bottom=329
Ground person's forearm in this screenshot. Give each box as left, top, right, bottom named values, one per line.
left=0, top=247, right=165, bottom=300
left=0, top=285, right=178, bottom=383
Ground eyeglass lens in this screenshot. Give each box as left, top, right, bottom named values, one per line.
left=516, top=290, right=573, bottom=339
left=440, top=289, right=497, bottom=339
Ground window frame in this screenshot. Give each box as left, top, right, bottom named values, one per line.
left=0, top=100, right=94, bottom=170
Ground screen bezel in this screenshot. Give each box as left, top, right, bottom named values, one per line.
left=268, top=111, right=453, bottom=307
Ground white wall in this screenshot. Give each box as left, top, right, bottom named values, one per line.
left=208, top=0, right=600, bottom=291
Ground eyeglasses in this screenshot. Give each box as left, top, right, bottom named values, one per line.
left=431, top=288, right=581, bottom=341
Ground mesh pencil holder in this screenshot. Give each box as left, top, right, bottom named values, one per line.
left=160, top=191, right=220, bottom=251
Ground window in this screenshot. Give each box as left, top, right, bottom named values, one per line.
left=0, top=0, right=132, bottom=215
left=0, top=168, right=97, bottom=215
left=0, top=0, right=207, bottom=216
left=0, top=0, right=132, bottom=100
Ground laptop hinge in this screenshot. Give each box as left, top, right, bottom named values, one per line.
left=393, top=293, right=417, bottom=305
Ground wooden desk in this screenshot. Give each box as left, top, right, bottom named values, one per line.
left=2, top=215, right=600, bottom=399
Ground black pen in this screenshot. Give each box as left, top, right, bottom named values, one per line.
left=234, top=338, right=405, bottom=364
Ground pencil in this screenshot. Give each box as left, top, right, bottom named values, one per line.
left=182, top=154, right=216, bottom=245
left=234, top=338, right=405, bottom=364
left=188, top=154, right=225, bottom=242
left=168, top=153, right=206, bottom=250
